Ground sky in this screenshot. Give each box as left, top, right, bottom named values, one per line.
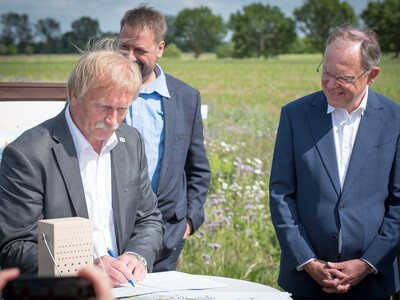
left=1, top=0, right=368, bottom=35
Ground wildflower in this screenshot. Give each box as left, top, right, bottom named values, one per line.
left=202, top=253, right=211, bottom=260
left=254, top=158, right=263, bottom=165
left=208, top=243, right=221, bottom=249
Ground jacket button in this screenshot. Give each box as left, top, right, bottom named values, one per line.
left=332, top=234, right=338, bottom=241
left=339, top=204, right=345, bottom=210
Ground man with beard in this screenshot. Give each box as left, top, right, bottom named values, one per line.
left=118, top=5, right=211, bottom=272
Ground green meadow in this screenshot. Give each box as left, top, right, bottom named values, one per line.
left=1, top=53, right=399, bottom=289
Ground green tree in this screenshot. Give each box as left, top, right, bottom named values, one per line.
left=361, top=0, right=400, bottom=58
left=0, top=43, right=6, bottom=55
left=175, top=6, right=226, bottom=58
left=0, top=12, right=33, bottom=52
left=165, top=15, right=177, bottom=46
left=229, top=3, right=296, bottom=58
left=71, top=16, right=101, bottom=49
left=61, top=31, right=80, bottom=53
left=6, top=44, right=17, bottom=55
left=35, top=18, right=62, bottom=53
left=288, top=37, right=319, bottom=54
left=163, top=43, right=181, bottom=58
left=293, top=0, right=357, bottom=53
left=216, top=42, right=235, bottom=58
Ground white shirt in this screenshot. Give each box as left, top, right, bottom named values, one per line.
left=65, top=106, right=118, bottom=258
left=328, top=87, right=368, bottom=189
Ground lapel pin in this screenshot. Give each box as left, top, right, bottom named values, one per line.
left=119, top=137, right=126, bottom=143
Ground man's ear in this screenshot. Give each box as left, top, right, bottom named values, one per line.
left=367, top=67, right=380, bottom=85
left=157, top=41, right=165, bottom=59
left=70, top=91, right=78, bottom=105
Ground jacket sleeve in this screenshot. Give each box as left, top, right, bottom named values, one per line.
left=0, top=143, right=43, bottom=274
left=269, top=105, right=316, bottom=270
left=184, top=90, right=211, bottom=233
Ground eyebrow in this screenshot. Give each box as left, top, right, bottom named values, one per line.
left=323, top=68, right=354, bottom=78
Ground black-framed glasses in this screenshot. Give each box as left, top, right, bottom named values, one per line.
left=317, top=59, right=369, bottom=87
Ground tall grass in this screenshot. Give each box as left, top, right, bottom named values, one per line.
left=1, top=53, right=399, bottom=289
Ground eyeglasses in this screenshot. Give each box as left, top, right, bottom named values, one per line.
left=317, top=60, right=369, bottom=87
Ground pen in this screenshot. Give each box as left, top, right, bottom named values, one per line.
left=107, top=247, right=135, bottom=287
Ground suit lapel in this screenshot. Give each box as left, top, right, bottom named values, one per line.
left=304, top=93, right=341, bottom=196
left=110, top=129, right=125, bottom=253
left=52, top=109, right=89, bottom=218
left=157, top=80, right=176, bottom=196
left=341, top=91, right=384, bottom=196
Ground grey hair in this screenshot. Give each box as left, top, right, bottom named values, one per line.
left=326, top=23, right=381, bottom=70
left=67, top=36, right=141, bottom=102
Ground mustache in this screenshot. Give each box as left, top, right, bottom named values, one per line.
left=94, top=122, right=119, bottom=131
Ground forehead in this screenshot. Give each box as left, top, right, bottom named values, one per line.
left=120, top=25, right=155, bottom=46
left=85, top=87, right=132, bottom=107
left=324, top=41, right=363, bottom=71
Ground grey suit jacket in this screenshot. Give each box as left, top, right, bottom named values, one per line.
left=156, top=74, right=211, bottom=252
left=270, top=89, right=400, bottom=298
left=0, top=108, right=164, bottom=274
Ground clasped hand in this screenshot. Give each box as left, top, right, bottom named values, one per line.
left=304, top=259, right=371, bottom=293
left=95, top=254, right=147, bottom=287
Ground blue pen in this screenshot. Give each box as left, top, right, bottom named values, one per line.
left=107, top=248, right=135, bottom=287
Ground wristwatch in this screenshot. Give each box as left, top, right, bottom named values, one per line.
left=124, top=251, right=148, bottom=270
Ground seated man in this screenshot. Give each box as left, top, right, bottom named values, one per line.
left=0, top=37, right=164, bottom=287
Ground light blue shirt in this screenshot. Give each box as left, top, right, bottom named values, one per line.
left=125, top=64, right=170, bottom=193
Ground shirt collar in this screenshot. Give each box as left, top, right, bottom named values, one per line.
left=65, top=104, right=118, bottom=156
left=327, top=86, right=369, bottom=115
left=140, top=64, right=170, bottom=99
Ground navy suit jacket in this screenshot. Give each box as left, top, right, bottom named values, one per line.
left=155, top=74, right=211, bottom=251
left=0, top=109, right=164, bottom=273
left=269, top=89, right=400, bottom=299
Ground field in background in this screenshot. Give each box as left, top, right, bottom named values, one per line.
left=1, top=54, right=399, bottom=289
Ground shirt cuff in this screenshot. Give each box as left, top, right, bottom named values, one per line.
left=360, top=258, right=378, bottom=274
left=123, top=251, right=148, bottom=270
left=297, top=258, right=316, bottom=271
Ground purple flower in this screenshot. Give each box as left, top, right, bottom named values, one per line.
left=208, top=243, right=221, bottom=249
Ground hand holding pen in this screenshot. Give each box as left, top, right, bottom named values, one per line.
left=106, top=248, right=135, bottom=288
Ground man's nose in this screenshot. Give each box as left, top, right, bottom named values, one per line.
left=106, top=109, right=118, bottom=126
left=127, top=51, right=137, bottom=62
left=327, top=75, right=340, bottom=88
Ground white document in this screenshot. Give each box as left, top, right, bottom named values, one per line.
left=139, top=271, right=228, bottom=291
left=111, top=283, right=163, bottom=298
left=111, top=271, right=228, bottom=298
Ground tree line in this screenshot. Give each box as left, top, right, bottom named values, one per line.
left=1, top=0, right=399, bottom=58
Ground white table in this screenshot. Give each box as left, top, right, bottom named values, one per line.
left=117, top=272, right=292, bottom=300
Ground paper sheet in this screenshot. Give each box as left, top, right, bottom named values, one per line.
left=139, top=271, right=228, bottom=291
left=111, top=283, right=163, bottom=298
left=111, top=271, right=228, bottom=298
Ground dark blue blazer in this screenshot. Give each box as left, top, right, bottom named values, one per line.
left=269, top=89, right=400, bottom=299
left=156, top=74, right=211, bottom=251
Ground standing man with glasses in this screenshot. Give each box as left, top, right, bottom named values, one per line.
left=118, top=5, right=211, bottom=272
left=270, top=23, right=400, bottom=300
